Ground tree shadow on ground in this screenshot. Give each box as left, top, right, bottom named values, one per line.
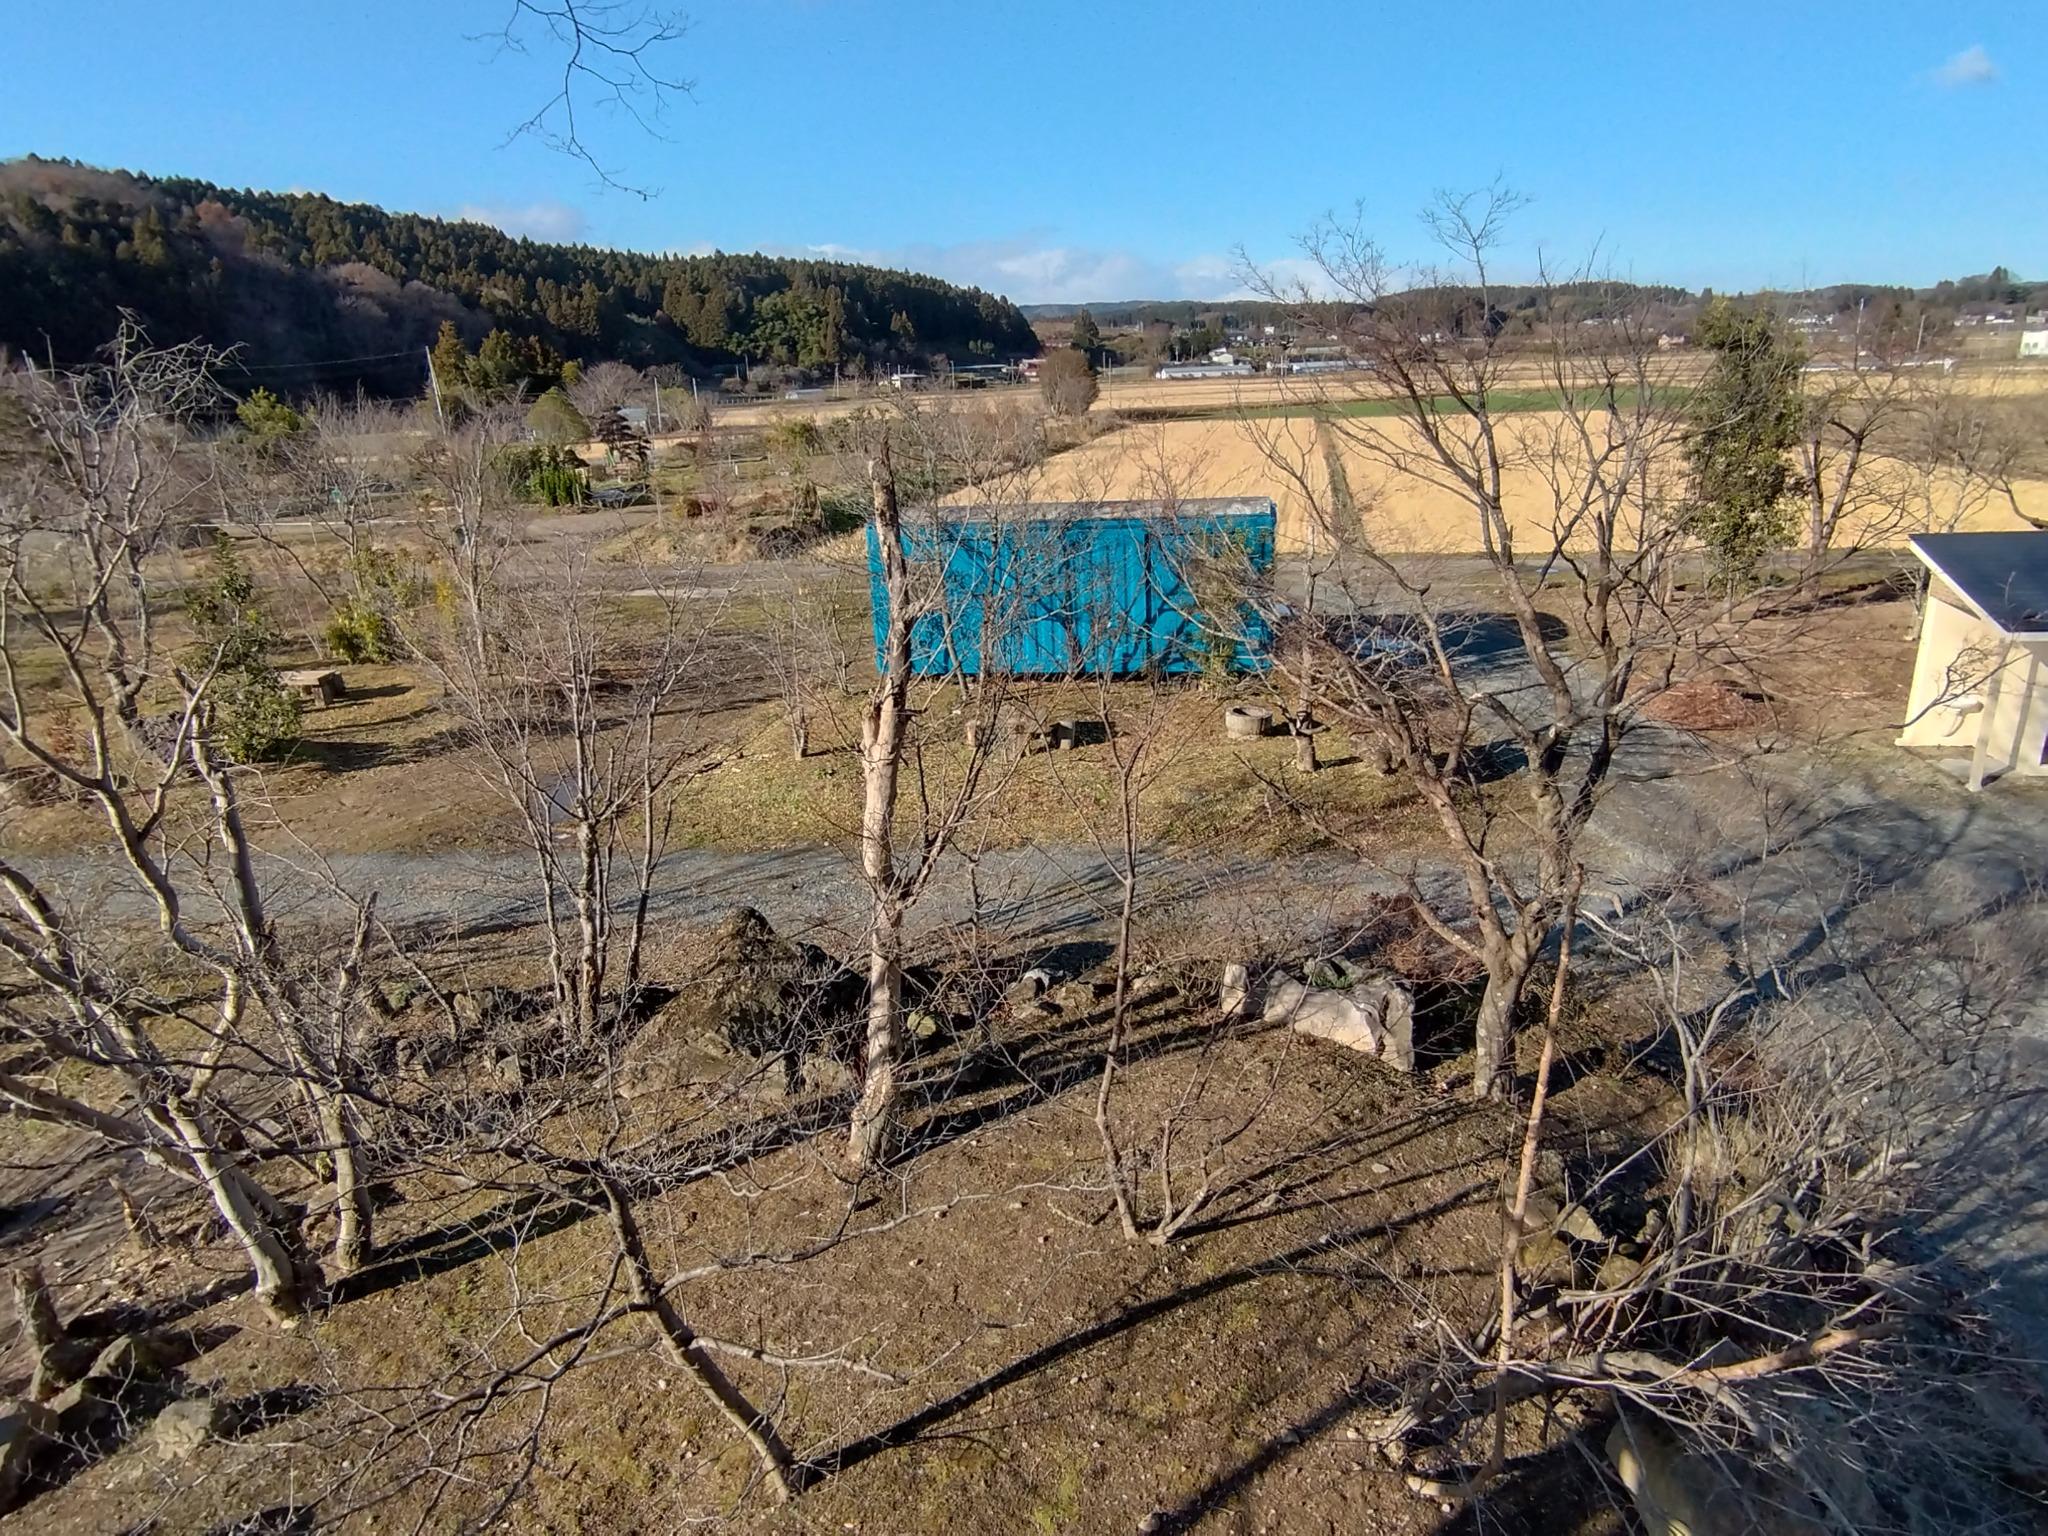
left=333, top=682, right=412, bottom=703
left=329, top=1091, right=855, bottom=1304
left=286, top=722, right=469, bottom=776
left=800, top=1180, right=1493, bottom=1490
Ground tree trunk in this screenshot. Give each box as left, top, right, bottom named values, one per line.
left=1293, top=718, right=1318, bottom=773
left=1471, top=979, right=1518, bottom=1101
left=848, top=441, right=913, bottom=1171
left=572, top=817, right=604, bottom=1042
left=848, top=902, right=905, bottom=1169
left=603, top=1182, right=799, bottom=1502
left=166, top=1097, right=320, bottom=1323
left=315, top=1089, right=372, bottom=1274
left=1470, top=932, right=1541, bottom=1101
left=1292, top=639, right=1318, bottom=772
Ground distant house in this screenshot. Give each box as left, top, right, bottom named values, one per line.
left=1154, top=362, right=1255, bottom=380
left=1657, top=332, right=1689, bottom=350
left=618, top=406, right=649, bottom=432
left=2020, top=329, right=2048, bottom=359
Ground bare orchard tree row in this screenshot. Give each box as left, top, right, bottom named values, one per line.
left=1240, top=188, right=1734, bottom=1100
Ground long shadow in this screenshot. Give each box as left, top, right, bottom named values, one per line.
left=1426, top=1435, right=1619, bottom=1535
left=1179, top=1107, right=1495, bottom=1241
left=331, top=1078, right=859, bottom=1304
left=287, top=722, right=469, bottom=776
left=801, top=1180, right=1492, bottom=1488
left=1135, top=1345, right=1460, bottom=1534
left=890, top=1009, right=1247, bottom=1164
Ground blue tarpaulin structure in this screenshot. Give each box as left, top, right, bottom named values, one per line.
left=866, top=497, right=1276, bottom=678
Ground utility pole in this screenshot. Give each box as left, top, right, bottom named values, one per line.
left=425, top=345, right=446, bottom=428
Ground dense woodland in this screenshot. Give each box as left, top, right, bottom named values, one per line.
left=1030, top=273, right=2044, bottom=367
left=0, top=158, right=1040, bottom=398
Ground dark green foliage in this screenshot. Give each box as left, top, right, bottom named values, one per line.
left=496, top=444, right=588, bottom=506
left=326, top=545, right=424, bottom=661
left=1684, top=299, right=1807, bottom=588
left=183, top=537, right=301, bottom=761
left=234, top=386, right=303, bottom=441
left=1070, top=308, right=1101, bottom=354
left=323, top=597, right=392, bottom=664
left=816, top=485, right=867, bottom=535
left=0, top=158, right=1039, bottom=398
left=592, top=406, right=649, bottom=471
left=526, top=387, right=590, bottom=445
left=532, top=462, right=586, bottom=505
left=429, top=320, right=470, bottom=399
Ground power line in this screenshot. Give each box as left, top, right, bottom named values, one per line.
left=219, top=347, right=425, bottom=373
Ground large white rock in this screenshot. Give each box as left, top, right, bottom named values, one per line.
left=1222, top=964, right=1416, bottom=1071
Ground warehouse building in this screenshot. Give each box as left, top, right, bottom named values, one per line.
left=866, top=497, right=1276, bottom=677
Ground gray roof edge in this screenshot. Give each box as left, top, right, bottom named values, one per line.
left=1909, top=530, right=2048, bottom=638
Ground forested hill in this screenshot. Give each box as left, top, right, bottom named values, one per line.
left=0, top=158, right=1040, bottom=397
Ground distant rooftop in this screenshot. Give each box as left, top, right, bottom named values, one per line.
left=1910, top=531, right=2048, bottom=639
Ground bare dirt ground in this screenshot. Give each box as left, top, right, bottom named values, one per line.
left=0, top=903, right=1661, bottom=1536
left=7, top=468, right=2048, bottom=1534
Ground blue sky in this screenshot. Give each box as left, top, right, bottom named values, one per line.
left=4, top=1, right=2039, bottom=302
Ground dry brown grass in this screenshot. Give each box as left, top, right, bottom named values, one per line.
left=4, top=921, right=1648, bottom=1536
left=1007, top=412, right=2047, bottom=553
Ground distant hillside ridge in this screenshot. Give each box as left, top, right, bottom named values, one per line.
left=1022, top=269, right=2042, bottom=330
left=0, top=156, right=1040, bottom=397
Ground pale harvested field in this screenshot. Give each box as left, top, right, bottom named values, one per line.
left=1096, top=360, right=2048, bottom=415
left=986, top=412, right=2048, bottom=554
left=683, top=361, right=2048, bottom=554
left=686, top=360, right=2048, bottom=435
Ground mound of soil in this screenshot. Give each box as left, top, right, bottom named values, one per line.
left=1644, top=678, right=1775, bottom=731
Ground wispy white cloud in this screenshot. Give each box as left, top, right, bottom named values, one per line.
left=454, top=199, right=589, bottom=243
left=754, top=233, right=1304, bottom=305
left=1933, top=44, right=1997, bottom=88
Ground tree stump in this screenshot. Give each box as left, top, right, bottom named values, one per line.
left=1291, top=714, right=1319, bottom=772
left=1224, top=705, right=1271, bottom=740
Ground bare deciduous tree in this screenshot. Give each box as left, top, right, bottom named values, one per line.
left=1365, top=800, right=2048, bottom=1532
left=1245, top=187, right=1742, bottom=1099
left=405, top=412, right=710, bottom=1043
left=0, top=330, right=384, bottom=1317
left=487, top=1, right=693, bottom=197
